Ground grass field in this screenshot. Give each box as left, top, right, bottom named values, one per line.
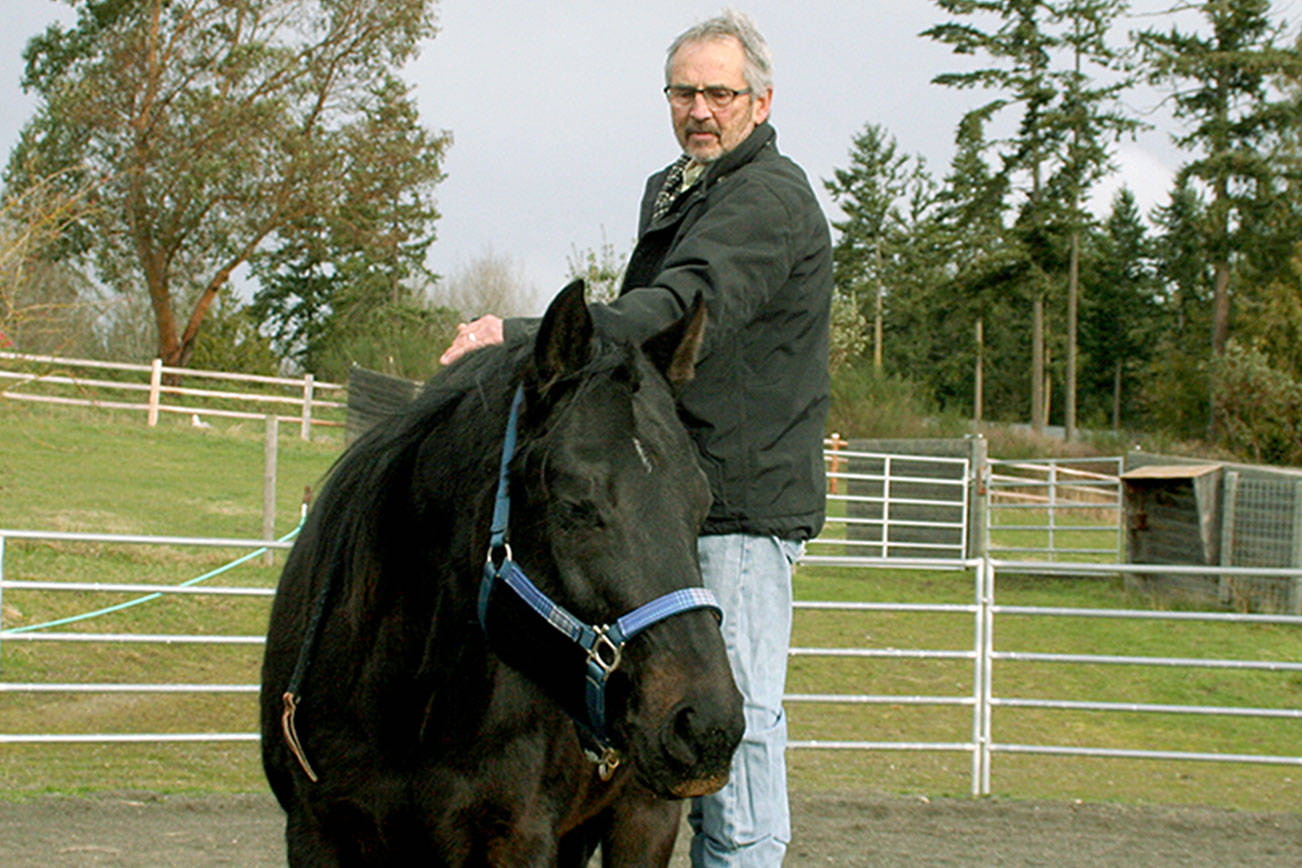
left=1, top=400, right=1299, bottom=811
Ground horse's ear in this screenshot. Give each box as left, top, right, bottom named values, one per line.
left=534, top=279, right=593, bottom=387
left=642, top=292, right=707, bottom=388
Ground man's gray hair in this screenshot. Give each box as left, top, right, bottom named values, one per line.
left=665, top=8, right=774, bottom=93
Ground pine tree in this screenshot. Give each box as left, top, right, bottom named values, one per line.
left=1145, top=181, right=1214, bottom=436
left=824, top=123, right=926, bottom=370
left=932, top=111, right=1016, bottom=422
left=1080, top=189, right=1159, bottom=429
left=926, top=0, right=1137, bottom=434
left=1136, top=0, right=1302, bottom=366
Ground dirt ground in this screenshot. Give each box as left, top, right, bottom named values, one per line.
left=2, top=788, right=1299, bottom=866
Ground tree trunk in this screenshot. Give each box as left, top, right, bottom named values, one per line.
left=873, top=245, right=884, bottom=370
left=974, top=317, right=984, bottom=429
left=1112, top=358, right=1122, bottom=431
left=1211, top=258, right=1231, bottom=356
left=1032, top=293, right=1045, bottom=433
left=1209, top=258, right=1231, bottom=438
left=1065, top=230, right=1079, bottom=442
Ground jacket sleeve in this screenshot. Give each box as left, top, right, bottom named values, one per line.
left=590, top=172, right=800, bottom=355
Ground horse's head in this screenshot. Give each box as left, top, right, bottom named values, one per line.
left=480, top=281, right=744, bottom=799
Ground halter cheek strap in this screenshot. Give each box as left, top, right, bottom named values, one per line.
left=478, top=384, right=723, bottom=774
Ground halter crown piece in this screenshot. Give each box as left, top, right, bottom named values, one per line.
left=478, top=384, right=723, bottom=779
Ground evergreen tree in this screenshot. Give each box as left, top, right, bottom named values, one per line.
left=931, top=111, right=1018, bottom=420
left=1080, top=188, right=1159, bottom=429
left=926, top=0, right=1136, bottom=434
left=1136, top=0, right=1302, bottom=365
left=1048, top=0, right=1142, bottom=439
left=824, top=123, right=926, bottom=370
left=1144, top=181, right=1214, bottom=436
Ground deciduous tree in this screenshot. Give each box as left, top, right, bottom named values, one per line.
left=6, top=0, right=449, bottom=367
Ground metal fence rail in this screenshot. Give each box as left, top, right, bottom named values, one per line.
left=977, top=558, right=1302, bottom=793
left=0, top=528, right=282, bottom=745
left=787, top=559, right=985, bottom=792
left=4, top=512, right=1301, bottom=796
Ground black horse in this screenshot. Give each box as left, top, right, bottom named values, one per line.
left=260, top=281, right=744, bottom=865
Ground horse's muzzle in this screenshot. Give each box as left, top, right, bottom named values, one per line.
left=642, top=694, right=744, bottom=798
left=669, top=770, right=732, bottom=799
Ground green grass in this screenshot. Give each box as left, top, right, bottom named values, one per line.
left=787, top=566, right=1302, bottom=811
left=0, top=401, right=340, bottom=797
left=1, top=400, right=1300, bottom=813
left=986, top=505, right=1123, bottom=562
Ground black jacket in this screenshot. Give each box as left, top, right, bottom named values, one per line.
left=589, top=123, right=833, bottom=540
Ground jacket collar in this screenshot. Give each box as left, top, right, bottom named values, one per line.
left=700, top=121, right=775, bottom=185
left=648, top=123, right=776, bottom=229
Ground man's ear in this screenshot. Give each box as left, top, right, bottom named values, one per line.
left=642, top=292, right=707, bottom=388
left=752, top=86, right=773, bottom=125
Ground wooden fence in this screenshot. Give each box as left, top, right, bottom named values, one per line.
left=0, top=351, right=345, bottom=440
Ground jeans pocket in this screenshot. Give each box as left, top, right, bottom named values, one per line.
left=776, top=537, right=804, bottom=567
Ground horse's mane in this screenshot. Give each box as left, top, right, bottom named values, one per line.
left=294, top=329, right=642, bottom=631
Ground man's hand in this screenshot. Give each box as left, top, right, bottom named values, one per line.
left=439, top=315, right=504, bottom=366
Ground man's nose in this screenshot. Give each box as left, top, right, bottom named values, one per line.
left=689, top=93, right=714, bottom=120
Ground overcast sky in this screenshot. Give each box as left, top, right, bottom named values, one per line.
left=3, top=1, right=1198, bottom=314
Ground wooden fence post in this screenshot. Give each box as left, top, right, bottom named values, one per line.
left=300, top=373, right=315, bottom=441
left=263, top=415, right=278, bottom=565
left=828, top=433, right=847, bottom=495
left=147, top=358, right=163, bottom=427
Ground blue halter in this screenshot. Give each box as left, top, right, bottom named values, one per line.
left=477, top=384, right=722, bottom=776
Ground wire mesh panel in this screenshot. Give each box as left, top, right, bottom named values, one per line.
left=1221, top=473, right=1302, bottom=614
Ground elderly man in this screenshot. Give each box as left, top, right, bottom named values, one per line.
left=441, top=10, right=831, bottom=865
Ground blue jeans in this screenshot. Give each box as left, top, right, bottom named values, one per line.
left=688, top=534, right=801, bottom=867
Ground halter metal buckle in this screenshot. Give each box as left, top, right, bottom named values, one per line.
left=486, top=543, right=513, bottom=570
left=587, top=626, right=622, bottom=677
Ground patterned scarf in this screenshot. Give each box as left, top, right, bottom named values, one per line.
left=651, top=154, right=696, bottom=223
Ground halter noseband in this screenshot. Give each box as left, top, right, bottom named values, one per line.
left=477, top=384, right=722, bottom=777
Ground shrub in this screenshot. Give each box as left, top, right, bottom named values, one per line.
left=1212, top=340, right=1302, bottom=467
left=188, top=301, right=281, bottom=375
left=828, top=360, right=968, bottom=439
left=312, top=299, right=459, bottom=383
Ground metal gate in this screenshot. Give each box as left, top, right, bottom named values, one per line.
left=812, top=440, right=975, bottom=563
left=985, top=456, right=1123, bottom=562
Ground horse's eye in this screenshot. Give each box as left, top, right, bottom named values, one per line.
left=560, top=499, right=605, bottom=528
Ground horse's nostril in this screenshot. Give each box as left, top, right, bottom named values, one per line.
left=664, top=701, right=741, bottom=771
left=665, top=704, right=702, bottom=765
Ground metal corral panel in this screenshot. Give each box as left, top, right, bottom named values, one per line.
left=841, top=438, right=983, bottom=560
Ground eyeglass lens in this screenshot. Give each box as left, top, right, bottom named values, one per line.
left=665, top=86, right=748, bottom=108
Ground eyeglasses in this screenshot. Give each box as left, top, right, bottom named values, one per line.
left=663, top=84, right=753, bottom=109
